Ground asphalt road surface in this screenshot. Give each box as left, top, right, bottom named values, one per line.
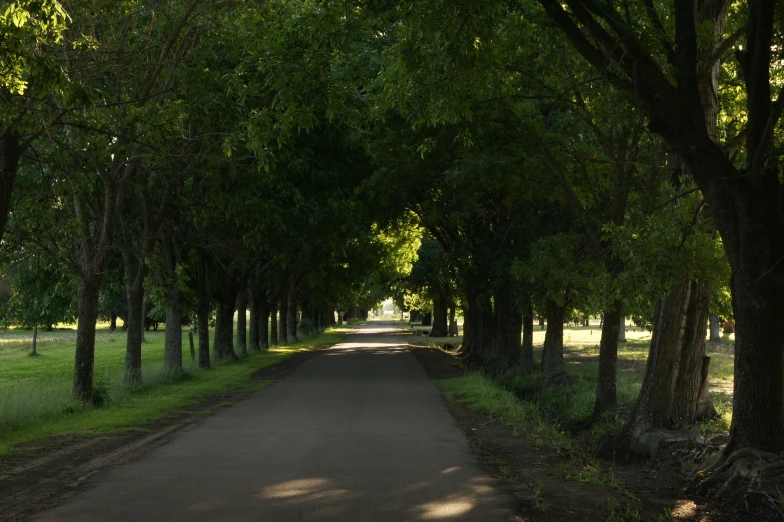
left=34, top=322, right=518, bottom=522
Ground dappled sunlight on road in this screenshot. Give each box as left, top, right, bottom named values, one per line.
left=416, top=496, right=475, bottom=519
left=244, top=471, right=503, bottom=521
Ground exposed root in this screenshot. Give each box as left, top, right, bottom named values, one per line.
left=691, top=447, right=784, bottom=515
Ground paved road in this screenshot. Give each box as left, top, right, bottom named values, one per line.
left=35, top=322, right=517, bottom=521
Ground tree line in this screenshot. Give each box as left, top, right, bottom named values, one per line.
left=1, top=0, right=782, bottom=495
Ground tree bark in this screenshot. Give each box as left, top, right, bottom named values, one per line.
left=606, top=277, right=713, bottom=459
left=248, top=289, right=260, bottom=352
left=429, top=293, right=449, bottom=337
left=448, top=303, right=458, bottom=336
left=164, top=286, right=184, bottom=378
left=123, top=255, right=146, bottom=382
left=270, top=300, right=279, bottom=345
left=492, top=287, right=522, bottom=368
left=541, top=300, right=565, bottom=376
left=213, top=299, right=237, bottom=361
left=196, top=250, right=211, bottom=369
left=287, top=285, right=299, bottom=342
left=709, top=314, right=721, bottom=341
left=259, top=295, right=270, bottom=350
left=31, top=324, right=38, bottom=356
left=279, top=293, right=288, bottom=344
left=421, top=311, right=432, bottom=327
left=73, top=276, right=101, bottom=403
left=594, top=299, right=622, bottom=412
left=520, top=309, right=534, bottom=373
left=618, top=314, right=627, bottom=342
left=236, top=289, right=247, bottom=356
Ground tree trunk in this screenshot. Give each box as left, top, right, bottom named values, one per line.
left=123, top=258, right=146, bottom=382
left=248, top=289, right=260, bottom=352
left=605, top=277, right=713, bottom=459
left=448, top=304, right=458, bottom=336
left=213, top=299, right=237, bottom=361
left=726, top=265, right=784, bottom=453
left=164, top=286, right=184, bottom=378
left=318, top=307, right=324, bottom=333
left=539, top=315, right=545, bottom=330
left=491, top=287, right=522, bottom=368
left=594, top=299, right=622, bottom=412
left=31, top=324, right=38, bottom=356
left=73, top=276, right=101, bottom=403
left=541, top=300, right=565, bottom=376
left=709, top=314, right=721, bottom=341
left=279, top=293, right=289, bottom=344
left=421, top=311, right=432, bottom=327
left=270, top=300, right=279, bottom=345
left=520, top=310, right=534, bottom=373
left=618, top=314, right=627, bottom=342
left=429, top=294, right=449, bottom=337
left=110, top=314, right=117, bottom=331
left=236, top=289, right=248, bottom=356
left=196, top=250, right=211, bottom=369
left=259, top=295, right=270, bottom=350
left=287, top=286, right=299, bottom=342
left=188, top=331, right=195, bottom=361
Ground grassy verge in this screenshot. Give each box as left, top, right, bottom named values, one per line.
left=0, top=326, right=350, bottom=456
left=424, top=324, right=736, bottom=476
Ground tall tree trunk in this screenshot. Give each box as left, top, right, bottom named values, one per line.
left=709, top=314, right=721, bottom=341
left=236, top=289, right=248, bottom=357
left=492, top=287, right=522, bottom=368
left=594, top=299, right=623, bottom=412
left=318, top=307, right=324, bottom=333
left=606, top=277, right=713, bottom=459
left=287, top=285, right=299, bottom=342
left=196, top=250, right=211, bottom=369
left=727, top=261, right=784, bottom=452
left=31, top=324, right=38, bottom=356
left=123, top=256, right=146, bottom=382
left=164, top=286, right=184, bottom=378
left=520, top=310, right=534, bottom=373
left=248, top=289, right=260, bottom=352
left=213, top=298, right=237, bottom=361
left=270, top=300, right=279, bottom=346
left=73, top=276, right=101, bottom=403
left=541, top=300, right=565, bottom=376
left=618, top=314, right=627, bottom=342
left=429, top=293, right=449, bottom=337
left=259, top=295, right=270, bottom=350
left=279, top=293, right=289, bottom=344
left=421, top=311, right=432, bottom=327
left=448, top=304, right=458, bottom=336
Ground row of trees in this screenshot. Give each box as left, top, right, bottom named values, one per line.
left=369, top=0, right=782, bottom=492
left=2, top=0, right=782, bottom=494
left=0, top=0, right=412, bottom=402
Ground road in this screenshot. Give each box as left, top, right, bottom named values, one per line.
left=34, top=322, right=517, bottom=521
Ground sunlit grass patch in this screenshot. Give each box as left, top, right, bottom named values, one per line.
left=0, top=327, right=347, bottom=456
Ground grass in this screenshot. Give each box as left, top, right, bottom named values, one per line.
left=429, top=322, right=736, bottom=454
left=0, top=324, right=351, bottom=456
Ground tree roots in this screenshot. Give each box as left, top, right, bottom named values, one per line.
left=691, top=447, right=784, bottom=514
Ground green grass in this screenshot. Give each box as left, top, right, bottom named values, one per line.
left=432, top=324, right=736, bottom=452
left=0, top=325, right=350, bottom=455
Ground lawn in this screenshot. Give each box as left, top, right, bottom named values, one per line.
left=413, top=320, right=736, bottom=446
left=0, top=323, right=350, bottom=455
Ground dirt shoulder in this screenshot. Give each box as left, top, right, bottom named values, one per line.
left=410, top=344, right=759, bottom=522
left=0, top=346, right=330, bottom=522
